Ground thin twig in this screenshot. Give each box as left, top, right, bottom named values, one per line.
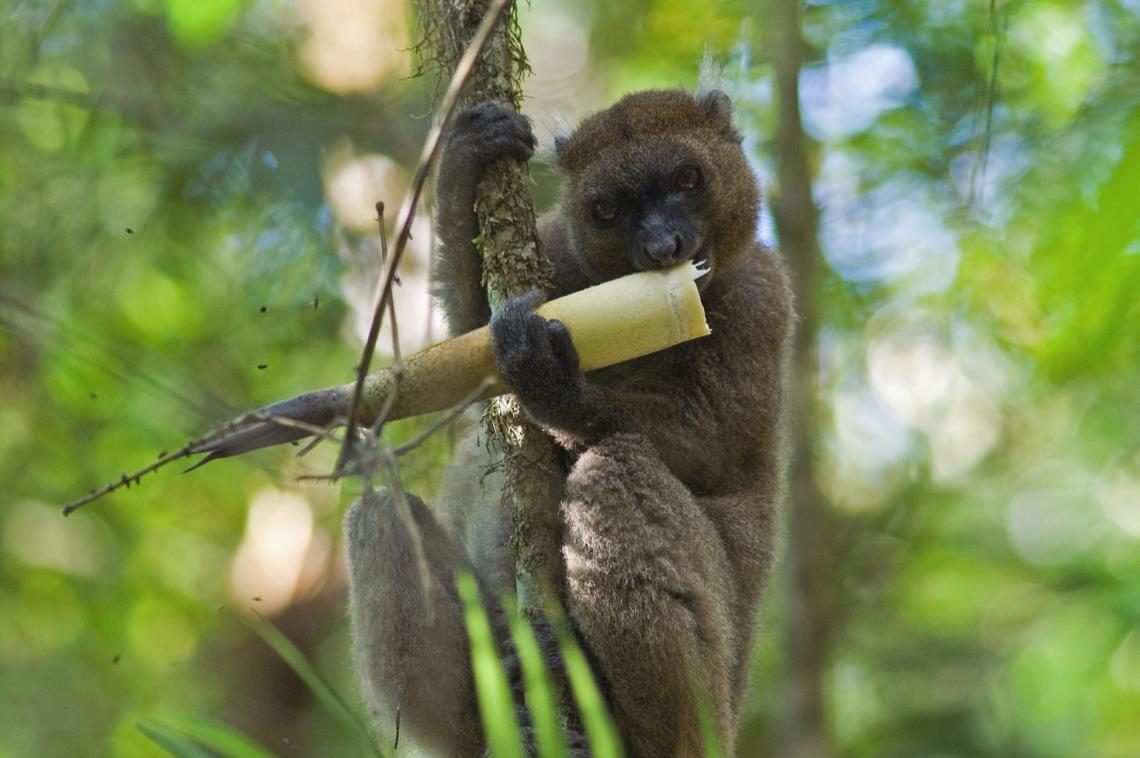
left=370, top=365, right=405, bottom=438
left=393, top=706, right=401, bottom=752
left=971, top=0, right=1004, bottom=206
left=184, top=412, right=345, bottom=472
left=393, top=376, right=494, bottom=456
left=370, top=201, right=403, bottom=437
left=377, top=201, right=402, bottom=364
left=340, top=0, right=515, bottom=459
left=63, top=448, right=193, bottom=516
left=392, top=702, right=401, bottom=752
left=378, top=448, right=434, bottom=622
left=298, top=374, right=490, bottom=482
left=378, top=202, right=401, bottom=362
left=243, top=412, right=343, bottom=442
left=295, top=416, right=350, bottom=457
left=62, top=411, right=344, bottom=515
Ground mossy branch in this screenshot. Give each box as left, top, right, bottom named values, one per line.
left=414, top=0, right=557, bottom=607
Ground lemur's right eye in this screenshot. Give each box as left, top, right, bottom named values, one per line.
left=592, top=198, right=620, bottom=223
left=674, top=165, right=702, bottom=191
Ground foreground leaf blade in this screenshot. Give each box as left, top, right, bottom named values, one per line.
left=136, top=721, right=214, bottom=758
left=242, top=612, right=381, bottom=756
left=456, top=571, right=524, bottom=758
left=504, top=597, right=569, bottom=758
left=148, top=711, right=277, bottom=758
left=553, top=615, right=623, bottom=757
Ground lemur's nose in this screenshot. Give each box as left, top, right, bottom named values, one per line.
left=639, top=230, right=688, bottom=268
left=641, top=234, right=680, bottom=264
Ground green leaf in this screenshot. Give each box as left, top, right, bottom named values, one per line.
left=144, top=711, right=275, bottom=752
left=550, top=611, right=623, bottom=758
left=503, top=596, right=570, bottom=758
left=456, top=571, right=524, bottom=758
left=136, top=721, right=214, bottom=758
left=166, top=0, right=243, bottom=49
left=241, top=612, right=381, bottom=756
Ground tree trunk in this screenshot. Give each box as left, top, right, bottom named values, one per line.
left=766, top=1, right=835, bottom=756
left=415, top=0, right=563, bottom=609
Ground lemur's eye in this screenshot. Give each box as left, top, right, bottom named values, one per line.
left=592, top=198, right=620, bottom=223
left=674, top=166, right=702, bottom=191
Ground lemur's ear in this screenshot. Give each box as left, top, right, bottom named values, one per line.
left=699, top=89, right=735, bottom=135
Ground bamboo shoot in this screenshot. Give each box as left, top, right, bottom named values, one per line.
left=191, top=261, right=710, bottom=463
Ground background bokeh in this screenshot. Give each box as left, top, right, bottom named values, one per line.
left=2, top=0, right=1139, bottom=755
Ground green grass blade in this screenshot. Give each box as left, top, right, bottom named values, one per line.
left=456, top=570, right=524, bottom=758
left=241, top=612, right=382, bottom=757
left=148, top=711, right=277, bottom=758
left=136, top=720, right=215, bottom=758
left=551, top=616, right=623, bottom=758
left=503, top=597, right=570, bottom=758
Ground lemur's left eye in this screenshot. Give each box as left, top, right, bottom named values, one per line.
left=592, top=198, right=620, bottom=223
left=674, top=166, right=702, bottom=191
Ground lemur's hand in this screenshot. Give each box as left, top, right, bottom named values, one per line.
left=443, top=102, right=536, bottom=174
left=491, top=293, right=624, bottom=444
left=491, top=292, right=579, bottom=397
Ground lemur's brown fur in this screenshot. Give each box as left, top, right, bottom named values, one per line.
left=345, top=90, right=793, bottom=756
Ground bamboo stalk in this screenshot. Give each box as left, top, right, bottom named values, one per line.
left=191, top=262, right=710, bottom=464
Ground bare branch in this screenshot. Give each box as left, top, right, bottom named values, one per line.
left=970, top=0, right=1006, bottom=206
left=61, top=410, right=344, bottom=515
left=377, top=449, right=433, bottom=620
left=377, top=201, right=401, bottom=365
left=62, top=448, right=192, bottom=516
left=369, top=201, right=403, bottom=436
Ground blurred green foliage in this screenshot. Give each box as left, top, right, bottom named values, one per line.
left=1, top=0, right=1138, bottom=755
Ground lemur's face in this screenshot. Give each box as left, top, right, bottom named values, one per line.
left=556, top=89, right=759, bottom=287
left=568, top=140, right=713, bottom=283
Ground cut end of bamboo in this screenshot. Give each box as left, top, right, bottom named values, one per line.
left=666, top=259, right=713, bottom=341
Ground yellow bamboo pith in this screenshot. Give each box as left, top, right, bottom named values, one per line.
left=539, top=259, right=711, bottom=372
left=358, top=261, right=711, bottom=422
